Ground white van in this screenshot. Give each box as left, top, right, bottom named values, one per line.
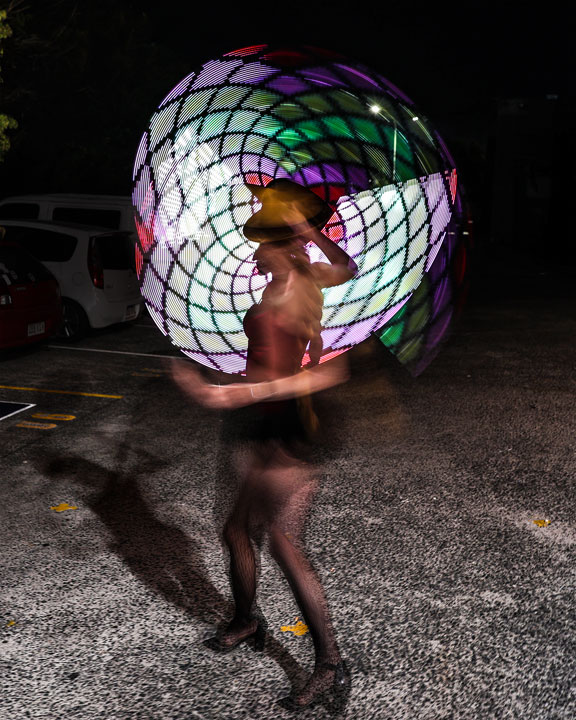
left=0, top=220, right=141, bottom=338
left=0, top=194, right=136, bottom=235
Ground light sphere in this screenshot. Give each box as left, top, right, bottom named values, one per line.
left=132, top=45, right=458, bottom=374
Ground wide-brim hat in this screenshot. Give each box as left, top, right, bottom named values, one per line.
left=243, top=179, right=334, bottom=244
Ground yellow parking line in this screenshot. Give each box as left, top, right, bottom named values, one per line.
left=31, top=413, right=76, bottom=421
left=0, top=385, right=123, bottom=399
left=16, top=421, right=58, bottom=430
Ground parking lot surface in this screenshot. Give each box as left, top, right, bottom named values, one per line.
left=1, top=282, right=575, bottom=719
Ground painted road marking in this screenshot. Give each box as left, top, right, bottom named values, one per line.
left=16, top=421, right=58, bottom=430
left=47, top=346, right=185, bottom=360
left=0, top=401, right=36, bottom=422
left=0, top=386, right=123, bottom=399
left=31, top=413, right=76, bottom=421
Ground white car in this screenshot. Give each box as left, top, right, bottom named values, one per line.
left=0, top=194, right=136, bottom=235
left=0, top=220, right=141, bottom=338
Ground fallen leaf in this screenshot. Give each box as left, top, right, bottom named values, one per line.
left=50, top=502, right=78, bottom=512
left=533, top=518, right=551, bottom=527
left=6, top=620, right=16, bottom=627
left=280, top=620, right=309, bottom=636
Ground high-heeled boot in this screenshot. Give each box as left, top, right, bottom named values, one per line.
left=203, top=615, right=267, bottom=654
left=278, top=660, right=351, bottom=713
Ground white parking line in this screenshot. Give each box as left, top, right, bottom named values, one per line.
left=47, top=346, right=187, bottom=360
left=0, top=402, right=36, bottom=422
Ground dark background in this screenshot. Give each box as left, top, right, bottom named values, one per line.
left=0, top=0, right=572, bottom=272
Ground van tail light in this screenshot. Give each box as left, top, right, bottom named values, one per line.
left=0, top=278, right=12, bottom=306
left=88, top=238, right=104, bottom=289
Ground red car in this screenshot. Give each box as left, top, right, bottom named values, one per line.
left=0, top=239, right=62, bottom=349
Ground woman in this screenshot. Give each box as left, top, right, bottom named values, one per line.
left=171, top=179, right=357, bottom=711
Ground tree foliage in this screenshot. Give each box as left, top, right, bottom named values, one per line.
left=0, top=7, right=18, bottom=162
left=0, top=0, right=194, bottom=195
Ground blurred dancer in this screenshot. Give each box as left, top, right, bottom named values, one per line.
left=171, top=179, right=357, bottom=711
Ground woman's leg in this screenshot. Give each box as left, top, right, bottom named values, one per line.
left=214, top=444, right=269, bottom=645
left=218, top=486, right=260, bottom=643
left=265, top=459, right=343, bottom=704
left=269, top=527, right=340, bottom=666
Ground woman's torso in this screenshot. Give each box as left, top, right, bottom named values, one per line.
left=243, top=268, right=324, bottom=382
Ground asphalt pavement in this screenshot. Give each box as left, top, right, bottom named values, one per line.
left=1, top=265, right=575, bottom=720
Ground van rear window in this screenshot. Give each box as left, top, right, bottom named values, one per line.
left=94, top=233, right=134, bottom=270
left=0, top=203, right=40, bottom=220
left=53, top=207, right=121, bottom=229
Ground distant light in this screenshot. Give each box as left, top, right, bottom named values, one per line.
left=412, top=116, right=419, bottom=121
left=370, top=104, right=381, bottom=113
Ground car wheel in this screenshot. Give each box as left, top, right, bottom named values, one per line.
left=58, top=299, right=89, bottom=340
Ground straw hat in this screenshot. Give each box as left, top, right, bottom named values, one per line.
left=243, top=179, right=333, bottom=244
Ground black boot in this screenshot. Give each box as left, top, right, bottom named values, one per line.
left=279, top=660, right=351, bottom=713
left=203, top=615, right=267, bottom=654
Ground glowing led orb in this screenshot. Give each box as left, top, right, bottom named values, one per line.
left=132, top=45, right=458, bottom=373
left=376, top=197, right=470, bottom=376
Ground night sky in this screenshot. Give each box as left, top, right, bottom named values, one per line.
left=0, top=0, right=569, bottom=250
left=133, top=0, right=566, bottom=103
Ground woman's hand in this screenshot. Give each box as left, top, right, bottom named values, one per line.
left=281, top=200, right=309, bottom=234
left=170, top=353, right=349, bottom=410
left=170, top=359, right=254, bottom=410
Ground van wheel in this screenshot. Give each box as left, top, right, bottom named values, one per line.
left=58, top=299, right=89, bottom=340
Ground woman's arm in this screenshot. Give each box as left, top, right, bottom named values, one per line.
left=284, top=201, right=358, bottom=286
left=306, top=225, right=358, bottom=279
left=170, top=354, right=349, bottom=410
